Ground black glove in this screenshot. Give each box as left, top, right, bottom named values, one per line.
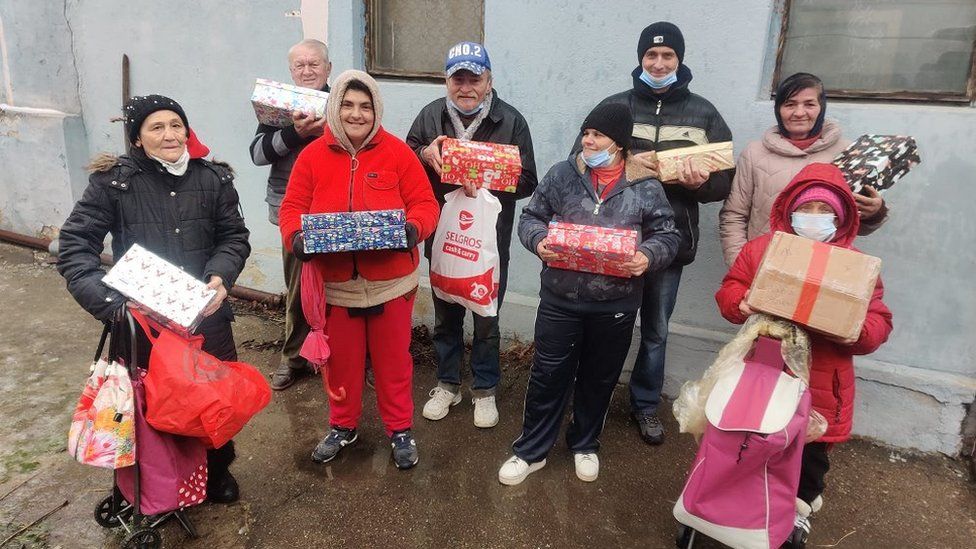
left=404, top=223, right=419, bottom=249
left=291, top=231, right=312, bottom=261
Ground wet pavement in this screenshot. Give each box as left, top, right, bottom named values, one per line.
left=1, top=241, right=974, bottom=548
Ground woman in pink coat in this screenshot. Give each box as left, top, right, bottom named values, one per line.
left=719, top=73, right=888, bottom=266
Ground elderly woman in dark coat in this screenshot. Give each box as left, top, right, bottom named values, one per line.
left=57, top=94, right=251, bottom=503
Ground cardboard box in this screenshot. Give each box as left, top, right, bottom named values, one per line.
left=440, top=138, right=522, bottom=193
left=746, top=232, right=881, bottom=341
left=102, top=244, right=217, bottom=333
left=250, top=78, right=329, bottom=128
left=832, top=134, right=920, bottom=194
left=301, top=210, right=407, bottom=253
left=545, top=221, right=638, bottom=278
left=655, top=141, right=735, bottom=182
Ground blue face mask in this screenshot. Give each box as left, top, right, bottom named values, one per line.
left=448, top=98, right=483, bottom=116
left=791, top=212, right=837, bottom=242
left=639, top=68, right=678, bottom=90
left=582, top=147, right=617, bottom=168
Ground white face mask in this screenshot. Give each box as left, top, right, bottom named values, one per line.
left=791, top=212, right=837, bottom=242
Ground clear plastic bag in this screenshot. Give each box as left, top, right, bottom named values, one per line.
left=672, top=314, right=811, bottom=439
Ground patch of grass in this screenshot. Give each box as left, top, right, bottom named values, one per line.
left=0, top=449, right=41, bottom=484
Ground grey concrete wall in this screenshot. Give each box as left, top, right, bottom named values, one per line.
left=2, top=0, right=973, bottom=452
left=0, top=0, right=87, bottom=235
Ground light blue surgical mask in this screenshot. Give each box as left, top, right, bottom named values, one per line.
left=791, top=212, right=837, bottom=242
left=639, top=69, right=678, bottom=90
left=448, top=98, right=483, bottom=116
left=582, top=147, right=617, bottom=168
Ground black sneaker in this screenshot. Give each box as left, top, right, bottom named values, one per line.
left=634, top=413, right=665, bottom=445
left=311, top=427, right=358, bottom=463
left=390, top=430, right=419, bottom=470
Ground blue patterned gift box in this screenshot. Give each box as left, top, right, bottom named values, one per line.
left=301, top=210, right=407, bottom=253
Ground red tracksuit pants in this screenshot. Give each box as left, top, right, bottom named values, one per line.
left=324, top=293, right=415, bottom=436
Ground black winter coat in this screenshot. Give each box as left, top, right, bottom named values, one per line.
left=58, top=152, right=251, bottom=323
left=405, top=94, right=538, bottom=264
left=519, top=155, right=679, bottom=313
left=582, top=64, right=734, bottom=266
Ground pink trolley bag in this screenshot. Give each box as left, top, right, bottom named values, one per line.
left=94, top=309, right=208, bottom=549
left=673, top=336, right=811, bottom=549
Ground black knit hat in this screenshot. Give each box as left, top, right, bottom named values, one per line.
left=637, top=21, right=685, bottom=63
left=581, top=103, right=633, bottom=150
left=123, top=95, right=189, bottom=145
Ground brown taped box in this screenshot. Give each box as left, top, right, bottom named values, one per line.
left=746, top=232, right=881, bottom=341
left=655, top=141, right=735, bottom=182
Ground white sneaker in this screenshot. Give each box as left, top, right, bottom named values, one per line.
left=574, top=453, right=599, bottom=482
left=422, top=386, right=462, bottom=420
left=472, top=395, right=499, bottom=428
left=497, top=455, right=546, bottom=486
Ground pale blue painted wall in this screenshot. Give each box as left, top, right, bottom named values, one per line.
left=3, top=0, right=974, bottom=385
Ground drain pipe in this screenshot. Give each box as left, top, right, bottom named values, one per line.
left=0, top=229, right=284, bottom=309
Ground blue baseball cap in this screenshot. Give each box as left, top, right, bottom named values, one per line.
left=445, top=41, right=491, bottom=76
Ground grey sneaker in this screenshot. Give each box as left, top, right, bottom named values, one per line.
left=390, top=430, right=419, bottom=470
left=311, top=427, right=358, bottom=463
left=270, top=358, right=311, bottom=391
left=634, top=413, right=665, bottom=445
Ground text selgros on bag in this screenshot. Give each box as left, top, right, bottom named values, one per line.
left=430, top=188, right=502, bottom=317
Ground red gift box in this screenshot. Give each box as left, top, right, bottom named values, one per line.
left=545, top=221, right=638, bottom=278
left=440, top=138, right=522, bottom=193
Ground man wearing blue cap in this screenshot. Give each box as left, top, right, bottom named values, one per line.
left=407, top=41, right=537, bottom=429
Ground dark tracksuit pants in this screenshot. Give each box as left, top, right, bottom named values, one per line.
left=512, top=297, right=637, bottom=463
left=797, top=442, right=831, bottom=505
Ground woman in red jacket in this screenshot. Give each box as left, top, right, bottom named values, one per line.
left=715, top=162, right=892, bottom=543
left=279, top=70, right=439, bottom=470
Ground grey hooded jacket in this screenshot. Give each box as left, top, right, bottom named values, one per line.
left=519, top=155, right=679, bottom=312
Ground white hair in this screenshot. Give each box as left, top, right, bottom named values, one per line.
left=289, top=39, right=330, bottom=63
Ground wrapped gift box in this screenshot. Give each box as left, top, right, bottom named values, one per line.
left=301, top=210, right=407, bottom=253
left=102, top=244, right=217, bottom=333
left=746, top=231, right=881, bottom=341
left=250, top=78, right=329, bottom=127
left=655, top=141, right=735, bottom=182
left=832, top=134, right=920, bottom=194
left=545, top=221, right=638, bottom=278
left=440, top=138, right=522, bottom=193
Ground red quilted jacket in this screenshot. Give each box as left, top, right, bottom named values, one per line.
left=715, top=163, right=893, bottom=442
left=278, top=126, right=439, bottom=283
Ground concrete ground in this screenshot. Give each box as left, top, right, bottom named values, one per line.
left=1, top=240, right=974, bottom=549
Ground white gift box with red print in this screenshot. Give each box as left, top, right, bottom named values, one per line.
left=546, top=221, right=638, bottom=278
left=440, top=138, right=522, bottom=193
left=250, top=78, right=329, bottom=128
left=102, top=244, right=217, bottom=333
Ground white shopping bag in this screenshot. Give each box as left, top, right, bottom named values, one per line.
left=430, top=188, right=502, bottom=317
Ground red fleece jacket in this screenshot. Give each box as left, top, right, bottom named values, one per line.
left=279, top=126, right=440, bottom=283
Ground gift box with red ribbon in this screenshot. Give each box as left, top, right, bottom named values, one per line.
left=440, top=138, right=522, bottom=193
left=545, top=221, right=638, bottom=278
left=746, top=231, right=881, bottom=341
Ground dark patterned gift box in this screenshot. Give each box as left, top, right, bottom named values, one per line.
left=301, top=210, right=407, bottom=253
left=832, top=134, right=920, bottom=194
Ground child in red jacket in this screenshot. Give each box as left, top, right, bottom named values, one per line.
left=715, top=163, right=893, bottom=543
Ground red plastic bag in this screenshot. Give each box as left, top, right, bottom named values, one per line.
left=129, top=309, right=271, bottom=448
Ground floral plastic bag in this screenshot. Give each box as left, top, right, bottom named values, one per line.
left=67, top=326, right=135, bottom=469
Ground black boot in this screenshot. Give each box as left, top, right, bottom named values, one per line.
left=207, top=440, right=240, bottom=504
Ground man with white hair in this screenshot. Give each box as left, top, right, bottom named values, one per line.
left=250, top=38, right=332, bottom=390
left=406, top=41, right=537, bottom=429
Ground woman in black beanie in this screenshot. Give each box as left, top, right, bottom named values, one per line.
left=499, top=102, right=679, bottom=485
left=58, top=94, right=251, bottom=503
